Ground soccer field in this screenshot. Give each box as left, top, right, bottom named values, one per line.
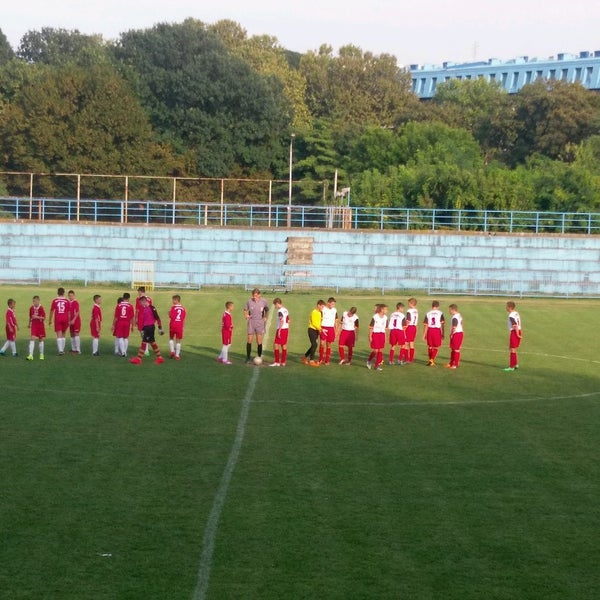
left=1, top=287, right=599, bottom=599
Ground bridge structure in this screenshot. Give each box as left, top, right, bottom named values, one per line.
left=409, top=50, right=600, bottom=99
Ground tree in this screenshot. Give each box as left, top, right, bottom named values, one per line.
left=209, top=20, right=311, bottom=130
left=512, top=80, right=600, bottom=164
left=300, top=44, right=418, bottom=129
left=113, top=19, right=291, bottom=177
left=430, top=78, right=516, bottom=163
left=0, top=28, right=15, bottom=65
left=0, top=63, right=173, bottom=195
left=17, top=27, right=111, bottom=66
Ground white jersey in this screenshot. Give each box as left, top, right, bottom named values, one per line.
left=341, top=311, right=359, bottom=331
left=451, top=312, right=463, bottom=333
left=424, top=309, right=444, bottom=328
left=277, top=307, right=290, bottom=330
left=406, top=307, right=419, bottom=327
left=321, top=306, right=338, bottom=328
left=388, top=310, right=405, bottom=330
left=370, top=313, right=388, bottom=333
left=507, top=310, right=521, bottom=332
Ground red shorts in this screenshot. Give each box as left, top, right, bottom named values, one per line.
left=339, top=329, right=356, bottom=348
left=222, top=330, right=232, bottom=345
left=30, top=322, right=46, bottom=339
left=114, top=322, right=131, bottom=338
left=90, top=322, right=101, bottom=338
left=274, top=328, right=289, bottom=345
left=389, top=329, right=405, bottom=346
left=320, top=327, right=336, bottom=343
left=54, top=318, right=69, bottom=334
left=510, top=330, right=522, bottom=349
left=426, top=328, right=442, bottom=348
left=450, top=331, right=463, bottom=351
left=69, top=321, right=81, bottom=336
left=405, top=325, right=417, bottom=343
left=370, top=331, right=385, bottom=350
left=170, top=325, right=184, bottom=340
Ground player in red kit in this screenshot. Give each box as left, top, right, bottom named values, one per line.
left=135, top=286, right=153, bottom=356
left=217, top=301, right=234, bottom=364
left=90, top=294, right=102, bottom=356
left=113, top=295, right=134, bottom=357
left=168, top=294, right=186, bottom=360
left=0, top=298, right=19, bottom=357
left=49, top=287, right=69, bottom=355
left=27, top=295, right=46, bottom=360
left=67, top=290, right=81, bottom=354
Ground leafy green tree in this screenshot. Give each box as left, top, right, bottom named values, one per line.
left=17, top=27, right=111, bottom=66
left=209, top=20, right=311, bottom=130
left=512, top=80, right=600, bottom=164
left=0, top=63, right=173, bottom=196
left=300, top=44, right=418, bottom=128
left=292, top=119, right=341, bottom=204
left=113, top=19, right=291, bottom=178
left=0, top=29, right=15, bottom=65
left=430, top=78, right=516, bottom=163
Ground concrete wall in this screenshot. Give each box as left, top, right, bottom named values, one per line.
left=0, top=222, right=598, bottom=296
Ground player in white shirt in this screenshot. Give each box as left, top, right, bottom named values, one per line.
left=319, top=297, right=339, bottom=365
left=422, top=300, right=445, bottom=366
left=445, top=304, right=463, bottom=369
left=504, top=301, right=522, bottom=371
left=388, top=302, right=407, bottom=365
left=367, top=304, right=388, bottom=371
left=270, top=298, right=290, bottom=367
left=338, top=307, right=359, bottom=365
left=405, top=297, right=419, bottom=363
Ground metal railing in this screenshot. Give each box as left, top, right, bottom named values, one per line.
left=1, top=196, right=599, bottom=234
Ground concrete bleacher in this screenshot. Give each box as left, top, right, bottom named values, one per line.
left=0, top=221, right=598, bottom=296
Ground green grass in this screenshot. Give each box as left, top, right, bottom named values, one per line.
left=1, top=287, right=599, bottom=599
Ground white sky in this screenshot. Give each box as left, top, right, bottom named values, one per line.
left=2, top=0, right=599, bottom=67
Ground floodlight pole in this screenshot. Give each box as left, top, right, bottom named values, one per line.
left=287, top=133, right=295, bottom=228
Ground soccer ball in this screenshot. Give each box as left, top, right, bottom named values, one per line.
left=253, top=356, right=263, bottom=366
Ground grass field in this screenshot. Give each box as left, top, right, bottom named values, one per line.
left=1, top=286, right=599, bottom=599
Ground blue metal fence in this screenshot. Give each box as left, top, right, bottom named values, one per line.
left=1, top=196, right=599, bottom=234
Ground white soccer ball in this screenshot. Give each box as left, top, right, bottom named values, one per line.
left=253, top=356, right=263, bottom=366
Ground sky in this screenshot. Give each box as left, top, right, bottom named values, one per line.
left=2, top=0, right=599, bottom=67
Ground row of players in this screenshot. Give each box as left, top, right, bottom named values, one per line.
left=0, top=286, right=185, bottom=364
left=1, top=287, right=523, bottom=371
left=219, top=289, right=523, bottom=371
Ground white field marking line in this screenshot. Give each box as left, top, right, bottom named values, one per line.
left=191, top=308, right=273, bottom=600
left=464, top=345, right=600, bottom=365
left=253, top=389, right=600, bottom=408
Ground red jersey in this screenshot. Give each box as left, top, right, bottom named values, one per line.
left=169, top=303, right=186, bottom=337
left=114, top=301, right=134, bottom=337
left=69, top=299, right=81, bottom=331
left=221, top=311, right=233, bottom=345
left=29, top=304, right=46, bottom=339
left=50, top=296, right=69, bottom=325
left=90, top=303, right=102, bottom=337
left=5, top=307, right=17, bottom=340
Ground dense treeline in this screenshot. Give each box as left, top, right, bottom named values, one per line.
left=1, top=20, right=600, bottom=212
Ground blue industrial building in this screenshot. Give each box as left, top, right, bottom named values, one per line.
left=410, top=50, right=600, bottom=99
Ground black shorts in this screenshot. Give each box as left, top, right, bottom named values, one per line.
left=142, top=325, right=156, bottom=343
